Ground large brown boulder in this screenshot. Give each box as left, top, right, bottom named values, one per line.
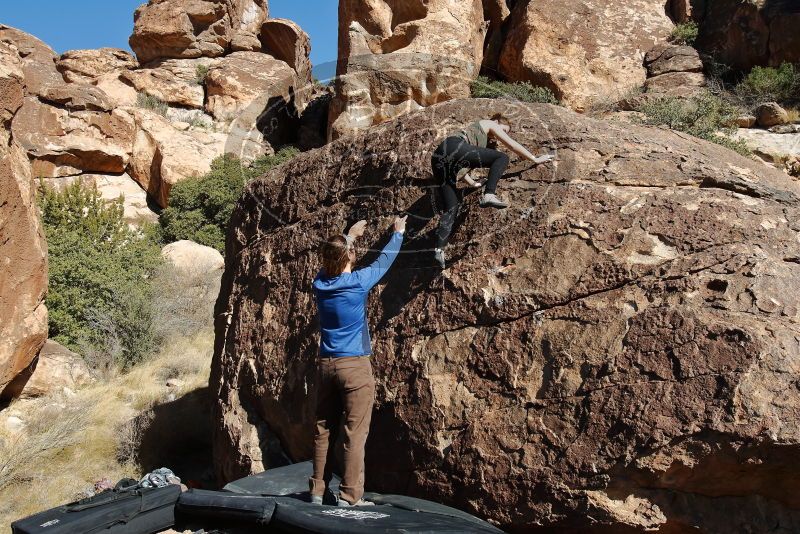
left=0, top=57, right=47, bottom=400
left=129, top=0, right=269, bottom=65
left=204, top=51, right=295, bottom=123
left=212, top=99, right=800, bottom=531
left=56, top=48, right=138, bottom=84
left=12, top=96, right=135, bottom=177
left=328, top=0, right=486, bottom=139
left=497, top=0, right=673, bottom=111
left=693, top=0, right=800, bottom=71
left=121, top=58, right=215, bottom=109
left=19, top=340, right=93, bottom=399
left=259, top=19, right=312, bottom=90
left=0, top=24, right=62, bottom=97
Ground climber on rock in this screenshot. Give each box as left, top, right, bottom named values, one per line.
left=309, top=215, right=407, bottom=507
left=432, top=112, right=555, bottom=268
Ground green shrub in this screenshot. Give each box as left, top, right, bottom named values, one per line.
left=670, top=21, right=699, bottom=46
left=159, top=147, right=299, bottom=253
left=471, top=76, right=559, bottom=105
left=195, top=64, right=210, bottom=85
left=734, top=62, right=799, bottom=104
left=39, top=181, right=164, bottom=369
left=636, top=91, right=751, bottom=156
left=136, top=92, right=168, bottom=116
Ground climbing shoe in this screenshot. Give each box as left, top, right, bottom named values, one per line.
left=310, top=495, right=323, bottom=505
left=337, top=497, right=375, bottom=507
left=434, top=248, right=446, bottom=269
left=480, top=193, right=508, bottom=209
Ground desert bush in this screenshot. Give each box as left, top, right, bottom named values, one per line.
left=136, top=92, right=168, bottom=116
left=735, top=62, right=800, bottom=105
left=195, top=64, right=210, bottom=85
left=636, top=91, right=751, bottom=155
left=0, top=402, right=90, bottom=492
left=670, top=21, right=699, bottom=46
left=471, top=75, right=559, bottom=105
left=159, top=147, right=299, bottom=253
left=39, top=181, right=164, bottom=369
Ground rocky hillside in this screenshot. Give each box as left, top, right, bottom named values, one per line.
left=0, top=0, right=316, bottom=400
left=212, top=99, right=800, bottom=532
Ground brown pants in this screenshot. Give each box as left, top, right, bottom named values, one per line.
left=309, top=356, right=375, bottom=504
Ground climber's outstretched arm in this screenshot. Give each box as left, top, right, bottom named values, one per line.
left=486, top=122, right=555, bottom=164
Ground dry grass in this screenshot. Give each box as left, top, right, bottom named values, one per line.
left=786, top=107, right=800, bottom=123
left=0, top=330, right=213, bottom=530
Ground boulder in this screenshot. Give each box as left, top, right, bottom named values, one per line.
left=644, top=44, right=704, bottom=77
left=643, top=71, right=707, bottom=95
left=204, top=51, right=295, bottom=124
left=20, top=340, right=93, bottom=399
left=736, top=115, right=757, bottom=129
left=39, top=83, right=112, bottom=112
left=129, top=0, right=268, bottom=64
left=497, top=0, right=673, bottom=112
left=57, top=48, right=138, bottom=84
left=127, top=107, right=227, bottom=208
left=0, top=111, right=48, bottom=401
left=329, top=0, right=486, bottom=139
left=12, top=97, right=135, bottom=175
left=756, top=102, right=789, bottom=128
left=162, top=240, right=224, bottom=276
left=0, top=24, right=62, bottom=97
left=43, top=173, right=159, bottom=225
left=212, top=99, right=800, bottom=532
left=732, top=128, right=800, bottom=166
left=121, top=58, right=216, bottom=109
left=259, top=19, right=312, bottom=90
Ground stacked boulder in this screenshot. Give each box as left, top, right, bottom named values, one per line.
left=618, top=42, right=706, bottom=110
left=330, top=0, right=676, bottom=135
left=0, top=0, right=313, bottom=218
left=735, top=102, right=800, bottom=177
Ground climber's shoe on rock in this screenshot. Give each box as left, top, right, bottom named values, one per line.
left=310, top=495, right=323, bottom=505
left=337, top=497, right=375, bottom=507
left=480, top=193, right=508, bottom=209
left=434, top=248, right=446, bottom=270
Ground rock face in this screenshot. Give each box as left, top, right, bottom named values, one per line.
left=127, top=108, right=226, bottom=208
left=693, top=0, right=800, bottom=71
left=497, top=0, right=673, bottom=111
left=0, top=48, right=48, bottom=401
left=212, top=99, right=800, bottom=532
left=129, top=0, right=269, bottom=65
left=328, top=0, right=486, bottom=139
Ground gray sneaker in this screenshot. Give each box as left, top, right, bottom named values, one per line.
left=310, top=494, right=323, bottom=505
left=434, top=248, right=446, bottom=269
left=480, top=193, right=508, bottom=209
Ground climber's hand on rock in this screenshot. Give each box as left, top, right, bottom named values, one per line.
left=393, top=215, right=408, bottom=234
left=348, top=220, right=367, bottom=239
left=534, top=154, right=555, bottom=165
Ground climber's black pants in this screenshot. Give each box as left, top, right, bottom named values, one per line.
left=432, top=136, right=509, bottom=249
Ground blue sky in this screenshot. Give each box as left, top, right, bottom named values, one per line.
left=0, top=0, right=338, bottom=78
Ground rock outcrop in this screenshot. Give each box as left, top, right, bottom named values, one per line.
left=129, top=0, right=269, bottom=65
left=0, top=44, right=48, bottom=401
left=693, top=0, right=800, bottom=72
left=497, top=0, right=673, bottom=111
left=162, top=240, right=225, bottom=276
left=328, top=0, right=486, bottom=139
left=212, top=99, right=800, bottom=532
